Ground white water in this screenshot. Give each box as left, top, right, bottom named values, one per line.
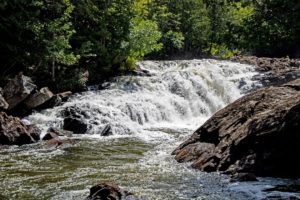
left=27, top=59, right=259, bottom=139
left=5, top=59, right=293, bottom=200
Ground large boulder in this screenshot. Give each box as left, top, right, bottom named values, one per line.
left=62, top=106, right=88, bottom=134
left=87, top=182, right=133, bottom=200
left=3, top=73, right=37, bottom=110
left=24, top=87, right=54, bottom=110
left=173, top=78, right=300, bottom=178
left=0, top=112, right=40, bottom=145
left=0, top=88, right=9, bottom=110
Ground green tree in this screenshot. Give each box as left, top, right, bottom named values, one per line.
left=122, top=0, right=162, bottom=70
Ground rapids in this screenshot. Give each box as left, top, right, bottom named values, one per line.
left=2, top=59, right=295, bottom=199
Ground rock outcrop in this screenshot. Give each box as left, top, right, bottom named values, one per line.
left=3, top=73, right=37, bottom=110
left=0, top=112, right=40, bottom=145
left=173, top=78, right=300, bottom=178
left=231, top=56, right=300, bottom=87
left=87, top=182, right=133, bottom=200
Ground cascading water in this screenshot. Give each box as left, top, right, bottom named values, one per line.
left=0, top=59, right=277, bottom=200
left=27, top=59, right=259, bottom=138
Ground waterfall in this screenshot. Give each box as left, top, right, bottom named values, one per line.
left=26, top=59, right=260, bottom=139
left=6, top=59, right=293, bottom=200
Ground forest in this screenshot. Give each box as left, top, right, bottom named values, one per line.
left=1, top=0, right=299, bottom=92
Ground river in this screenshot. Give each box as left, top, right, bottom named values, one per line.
left=1, top=59, right=298, bottom=200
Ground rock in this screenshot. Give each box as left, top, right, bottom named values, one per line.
left=44, top=138, right=77, bottom=149
left=62, top=106, right=88, bottom=134
left=87, top=182, right=133, bottom=200
left=29, top=91, right=72, bottom=110
left=231, top=56, right=300, bottom=87
left=230, top=173, right=257, bottom=182
left=100, top=124, right=113, bottom=136
left=42, top=127, right=73, bottom=140
left=0, top=112, right=40, bottom=145
left=263, top=184, right=300, bottom=193
left=58, top=91, right=72, bottom=102
left=173, top=78, right=300, bottom=178
left=0, top=88, right=9, bottom=110
left=63, top=117, right=88, bottom=134
left=43, top=132, right=60, bottom=141
left=3, top=73, right=37, bottom=110
left=24, top=87, right=54, bottom=110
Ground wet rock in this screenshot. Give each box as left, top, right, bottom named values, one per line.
left=230, top=173, right=257, bottom=182
left=87, top=182, right=133, bottom=200
left=173, top=78, right=300, bottom=178
left=63, top=117, right=87, bottom=134
left=3, top=73, right=37, bottom=110
left=0, top=112, right=40, bottom=145
left=42, top=127, right=73, bottom=140
left=24, top=87, right=54, bottom=110
left=38, top=91, right=72, bottom=109
left=45, top=138, right=77, bottom=149
left=0, top=88, right=9, bottom=110
left=100, top=124, right=113, bottom=136
left=58, top=91, right=72, bottom=102
left=63, top=106, right=88, bottom=134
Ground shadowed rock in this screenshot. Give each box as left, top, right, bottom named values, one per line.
left=0, top=112, right=40, bottom=145
left=173, top=78, right=300, bottom=178
left=24, top=87, right=54, bottom=110
left=63, top=106, right=88, bottom=134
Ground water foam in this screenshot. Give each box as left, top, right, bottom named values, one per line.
left=26, top=59, right=260, bottom=139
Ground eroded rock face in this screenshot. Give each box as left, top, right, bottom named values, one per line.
left=87, top=182, right=133, bottom=200
left=0, top=112, right=40, bottom=145
left=173, top=78, right=300, bottom=178
left=3, top=73, right=37, bottom=110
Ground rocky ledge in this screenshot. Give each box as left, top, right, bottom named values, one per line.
left=173, top=78, right=300, bottom=178
left=231, top=56, right=300, bottom=87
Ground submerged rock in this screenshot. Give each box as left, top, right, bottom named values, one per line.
left=0, top=112, right=40, bottom=145
left=173, top=78, right=300, bottom=178
left=100, top=124, right=113, bottom=136
left=44, top=138, right=77, bottom=149
left=87, top=182, right=133, bottom=200
left=42, top=127, right=73, bottom=140
left=3, top=73, right=37, bottom=110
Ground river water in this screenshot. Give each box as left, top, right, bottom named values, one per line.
left=0, top=60, right=299, bottom=200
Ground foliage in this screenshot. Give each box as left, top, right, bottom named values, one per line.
left=0, top=0, right=299, bottom=91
